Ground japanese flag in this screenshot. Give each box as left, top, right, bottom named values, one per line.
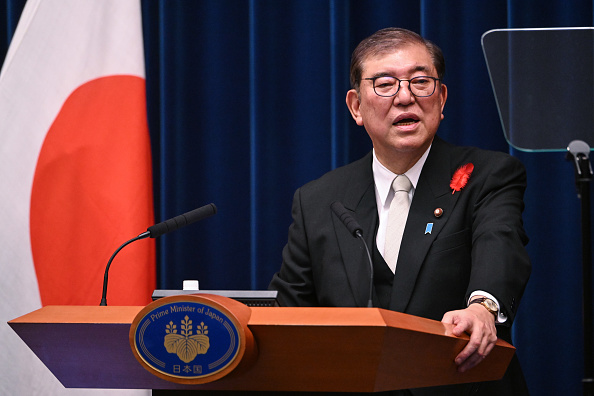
left=0, top=0, right=155, bottom=394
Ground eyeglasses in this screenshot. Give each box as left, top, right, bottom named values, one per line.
left=363, top=75, right=440, bottom=98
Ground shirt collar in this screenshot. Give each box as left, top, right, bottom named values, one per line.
left=372, top=145, right=431, bottom=207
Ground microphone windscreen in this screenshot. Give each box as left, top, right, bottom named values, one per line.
left=330, top=201, right=363, bottom=237
left=148, top=203, right=217, bottom=238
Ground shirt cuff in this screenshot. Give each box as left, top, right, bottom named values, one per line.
left=468, top=290, right=508, bottom=324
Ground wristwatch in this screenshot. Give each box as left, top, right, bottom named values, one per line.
left=469, top=297, right=498, bottom=318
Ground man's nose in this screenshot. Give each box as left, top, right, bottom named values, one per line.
left=393, top=81, right=415, bottom=105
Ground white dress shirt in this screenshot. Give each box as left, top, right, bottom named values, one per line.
left=373, top=147, right=429, bottom=258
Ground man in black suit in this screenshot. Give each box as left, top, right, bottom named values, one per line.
left=269, top=28, right=531, bottom=395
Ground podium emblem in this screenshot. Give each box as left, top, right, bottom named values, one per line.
left=164, top=316, right=210, bottom=363
left=130, top=294, right=252, bottom=384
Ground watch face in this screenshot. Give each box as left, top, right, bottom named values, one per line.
left=483, top=299, right=497, bottom=312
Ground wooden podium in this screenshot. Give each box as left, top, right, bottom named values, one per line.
left=8, top=296, right=515, bottom=393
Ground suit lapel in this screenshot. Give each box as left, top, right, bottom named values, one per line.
left=389, top=137, right=462, bottom=312
left=332, top=153, right=377, bottom=307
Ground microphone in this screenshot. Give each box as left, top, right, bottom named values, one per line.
left=99, top=203, right=217, bottom=306
left=146, top=203, right=217, bottom=238
left=330, top=201, right=374, bottom=307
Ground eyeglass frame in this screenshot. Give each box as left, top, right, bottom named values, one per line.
left=362, top=75, right=441, bottom=98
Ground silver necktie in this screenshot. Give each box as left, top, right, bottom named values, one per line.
left=383, top=175, right=412, bottom=273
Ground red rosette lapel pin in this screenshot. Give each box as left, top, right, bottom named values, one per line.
left=450, top=163, right=474, bottom=194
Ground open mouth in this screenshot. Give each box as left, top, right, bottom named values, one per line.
left=393, top=113, right=420, bottom=127
left=394, top=118, right=419, bottom=126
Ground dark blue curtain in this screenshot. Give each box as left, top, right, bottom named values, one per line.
left=3, top=1, right=594, bottom=395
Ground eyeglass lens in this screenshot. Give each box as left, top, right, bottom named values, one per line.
left=373, top=76, right=436, bottom=97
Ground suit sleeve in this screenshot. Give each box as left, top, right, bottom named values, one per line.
left=268, top=187, right=318, bottom=307
left=467, top=154, right=531, bottom=326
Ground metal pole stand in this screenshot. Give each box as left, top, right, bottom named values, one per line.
left=567, top=140, right=594, bottom=396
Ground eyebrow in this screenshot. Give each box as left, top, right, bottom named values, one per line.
left=369, top=65, right=432, bottom=79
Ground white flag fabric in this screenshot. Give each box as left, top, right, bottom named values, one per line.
left=0, top=0, right=155, bottom=394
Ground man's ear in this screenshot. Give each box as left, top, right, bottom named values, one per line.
left=439, top=83, right=448, bottom=121
left=346, top=89, right=364, bottom=126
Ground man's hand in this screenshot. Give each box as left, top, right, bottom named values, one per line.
left=442, top=303, right=498, bottom=373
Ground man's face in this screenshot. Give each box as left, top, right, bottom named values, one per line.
left=346, top=43, right=447, bottom=172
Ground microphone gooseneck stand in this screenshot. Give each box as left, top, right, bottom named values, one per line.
left=99, top=203, right=217, bottom=306
left=99, top=232, right=150, bottom=306
left=567, top=140, right=593, bottom=396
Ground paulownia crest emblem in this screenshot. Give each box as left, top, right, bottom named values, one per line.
left=164, top=315, right=210, bottom=363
